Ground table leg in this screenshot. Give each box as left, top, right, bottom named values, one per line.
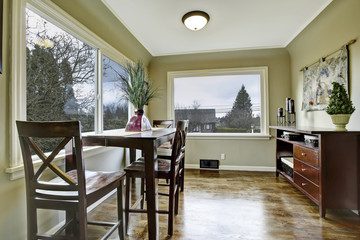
left=144, top=141, right=159, bottom=240
left=129, top=148, right=136, bottom=164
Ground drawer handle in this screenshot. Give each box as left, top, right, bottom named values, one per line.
left=301, top=183, right=307, bottom=187
left=301, top=153, right=306, bottom=156
left=302, top=168, right=306, bottom=172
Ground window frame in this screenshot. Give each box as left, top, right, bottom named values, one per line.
left=167, top=67, right=270, bottom=139
left=8, top=0, right=131, bottom=178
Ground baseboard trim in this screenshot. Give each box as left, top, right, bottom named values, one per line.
left=185, top=163, right=275, bottom=172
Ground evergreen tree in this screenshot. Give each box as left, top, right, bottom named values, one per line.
left=222, top=84, right=253, bottom=129
left=26, top=45, right=62, bottom=121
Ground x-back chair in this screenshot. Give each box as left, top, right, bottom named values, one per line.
left=17, top=120, right=126, bottom=240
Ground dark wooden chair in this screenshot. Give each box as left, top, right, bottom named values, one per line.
left=124, top=120, right=188, bottom=236
left=16, top=120, right=126, bottom=240
left=153, top=120, right=174, bottom=149
left=156, top=120, right=188, bottom=192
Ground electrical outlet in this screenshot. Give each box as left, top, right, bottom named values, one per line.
left=220, top=153, right=226, bottom=160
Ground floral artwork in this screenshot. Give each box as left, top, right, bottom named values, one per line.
left=302, top=46, right=349, bottom=111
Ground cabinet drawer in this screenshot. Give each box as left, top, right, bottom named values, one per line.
left=294, top=172, right=319, bottom=201
left=294, top=159, right=319, bottom=185
left=293, top=145, right=319, bottom=167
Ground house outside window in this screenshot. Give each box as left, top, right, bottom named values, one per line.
left=167, top=67, right=269, bottom=137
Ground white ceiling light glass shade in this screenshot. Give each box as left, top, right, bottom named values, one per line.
left=182, top=11, right=210, bottom=31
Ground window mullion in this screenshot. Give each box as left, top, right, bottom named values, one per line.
left=10, top=0, right=27, bottom=168
left=95, top=49, right=103, bottom=133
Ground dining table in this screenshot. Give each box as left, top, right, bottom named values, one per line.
left=78, top=127, right=176, bottom=240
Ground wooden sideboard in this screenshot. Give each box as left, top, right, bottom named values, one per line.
left=270, top=126, right=360, bottom=217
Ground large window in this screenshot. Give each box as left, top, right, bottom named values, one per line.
left=9, top=0, right=130, bottom=172
left=168, top=67, right=269, bottom=136
left=25, top=8, right=128, bottom=133
left=26, top=9, right=96, bottom=132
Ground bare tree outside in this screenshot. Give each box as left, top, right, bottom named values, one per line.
left=26, top=9, right=96, bottom=130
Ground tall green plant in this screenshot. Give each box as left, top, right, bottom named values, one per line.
left=326, top=82, right=355, bottom=115
left=119, top=61, right=157, bottom=110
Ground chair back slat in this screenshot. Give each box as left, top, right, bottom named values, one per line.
left=16, top=120, right=86, bottom=199
left=17, top=120, right=81, bottom=137
left=35, top=182, right=78, bottom=191
left=30, top=136, right=77, bottom=185
left=174, top=150, right=185, bottom=165
left=35, top=192, right=79, bottom=201
left=153, top=120, right=174, bottom=128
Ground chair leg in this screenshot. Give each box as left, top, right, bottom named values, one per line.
left=117, top=181, right=125, bottom=240
left=167, top=177, right=175, bottom=236
left=28, top=204, right=37, bottom=240
left=65, top=210, right=77, bottom=236
left=140, top=178, right=145, bottom=209
left=77, top=203, right=88, bottom=240
left=175, top=177, right=180, bottom=215
left=180, top=159, right=185, bottom=192
left=125, top=175, right=131, bottom=234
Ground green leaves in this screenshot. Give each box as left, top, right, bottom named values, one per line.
left=119, top=61, right=158, bottom=110
left=326, top=82, right=355, bottom=115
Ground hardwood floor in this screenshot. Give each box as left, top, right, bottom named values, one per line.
left=88, top=169, right=360, bottom=239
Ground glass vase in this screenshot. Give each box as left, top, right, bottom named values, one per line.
left=125, top=109, right=152, bottom=131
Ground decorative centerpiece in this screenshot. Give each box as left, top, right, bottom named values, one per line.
left=326, top=82, right=355, bottom=130
left=119, top=61, right=157, bottom=131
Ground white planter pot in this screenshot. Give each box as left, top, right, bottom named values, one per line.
left=329, top=114, right=352, bottom=131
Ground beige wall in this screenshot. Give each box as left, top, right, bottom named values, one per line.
left=0, top=1, right=29, bottom=238
left=0, top=0, right=151, bottom=238
left=51, top=0, right=152, bottom=64
left=287, top=0, right=360, bottom=128
left=148, top=49, right=291, bottom=168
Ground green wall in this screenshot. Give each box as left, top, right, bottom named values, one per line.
left=287, top=0, right=360, bottom=128
left=149, top=48, right=290, bottom=168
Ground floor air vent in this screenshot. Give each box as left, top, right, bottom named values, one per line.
left=200, top=159, right=219, bottom=169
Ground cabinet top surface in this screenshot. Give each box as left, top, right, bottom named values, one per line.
left=270, top=126, right=360, bottom=134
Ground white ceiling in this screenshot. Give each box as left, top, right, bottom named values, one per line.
left=102, top=0, right=333, bottom=56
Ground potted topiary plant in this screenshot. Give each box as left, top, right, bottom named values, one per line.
left=119, top=60, right=158, bottom=131
left=326, top=82, right=355, bottom=130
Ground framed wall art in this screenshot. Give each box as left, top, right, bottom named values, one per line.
left=302, top=46, right=349, bottom=111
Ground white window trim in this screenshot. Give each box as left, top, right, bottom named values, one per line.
left=8, top=0, right=132, bottom=179
left=167, top=67, right=270, bottom=140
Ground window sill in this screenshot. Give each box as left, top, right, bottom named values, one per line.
left=187, top=133, right=272, bottom=140
left=5, top=146, right=108, bottom=181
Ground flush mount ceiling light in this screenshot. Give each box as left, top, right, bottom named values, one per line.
left=182, top=11, right=210, bottom=31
